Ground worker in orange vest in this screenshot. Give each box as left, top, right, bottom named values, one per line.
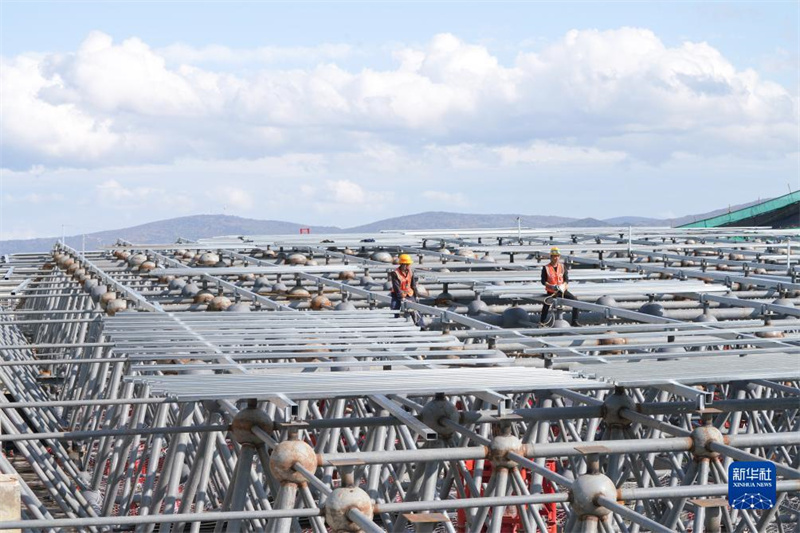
left=390, top=254, right=418, bottom=310
left=540, top=247, right=580, bottom=326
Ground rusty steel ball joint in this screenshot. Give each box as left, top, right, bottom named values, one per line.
left=324, top=487, right=374, bottom=532
left=268, top=440, right=318, bottom=485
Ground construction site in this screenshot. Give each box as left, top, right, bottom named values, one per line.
left=0, top=197, right=798, bottom=532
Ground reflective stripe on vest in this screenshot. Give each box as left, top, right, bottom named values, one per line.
left=396, top=268, right=414, bottom=297
left=545, top=263, right=564, bottom=293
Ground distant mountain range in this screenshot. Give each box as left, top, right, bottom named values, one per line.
left=347, top=213, right=575, bottom=232
left=0, top=198, right=767, bottom=255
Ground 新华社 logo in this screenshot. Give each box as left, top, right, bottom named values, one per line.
left=728, top=461, right=776, bottom=510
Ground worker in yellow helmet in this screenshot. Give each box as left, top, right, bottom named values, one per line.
left=540, top=247, right=580, bottom=326
left=390, top=254, right=418, bottom=310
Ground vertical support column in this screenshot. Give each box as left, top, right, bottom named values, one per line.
left=693, top=458, right=710, bottom=533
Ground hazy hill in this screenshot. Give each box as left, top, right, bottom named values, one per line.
left=603, top=216, right=665, bottom=226
left=550, top=217, right=610, bottom=228
left=347, top=212, right=576, bottom=232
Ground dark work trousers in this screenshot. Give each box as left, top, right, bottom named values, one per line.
left=540, top=289, right=579, bottom=324
left=391, top=296, right=422, bottom=326
left=391, top=295, right=417, bottom=311
left=390, top=297, right=402, bottom=310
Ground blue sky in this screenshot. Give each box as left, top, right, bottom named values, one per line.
left=1, top=1, right=798, bottom=239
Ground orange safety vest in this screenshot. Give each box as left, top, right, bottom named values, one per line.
left=545, top=263, right=564, bottom=294
left=395, top=268, right=414, bottom=298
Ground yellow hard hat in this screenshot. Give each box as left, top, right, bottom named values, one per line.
left=550, top=247, right=561, bottom=256
left=398, top=254, right=413, bottom=265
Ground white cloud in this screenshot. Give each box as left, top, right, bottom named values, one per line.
left=422, top=141, right=627, bottom=168
left=3, top=192, right=64, bottom=204
left=95, top=179, right=161, bottom=203
left=213, top=187, right=254, bottom=210
left=1, top=29, right=795, bottom=171
left=327, top=180, right=366, bottom=204
left=325, top=180, right=392, bottom=205
left=422, top=190, right=469, bottom=207
left=56, top=31, right=210, bottom=117
left=494, top=142, right=628, bottom=165
left=269, top=178, right=397, bottom=216
left=423, top=144, right=488, bottom=169
left=0, top=54, right=120, bottom=166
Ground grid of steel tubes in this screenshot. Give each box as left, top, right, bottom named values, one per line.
left=0, top=225, right=797, bottom=532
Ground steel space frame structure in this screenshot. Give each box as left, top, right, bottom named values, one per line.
left=0, top=225, right=798, bottom=533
